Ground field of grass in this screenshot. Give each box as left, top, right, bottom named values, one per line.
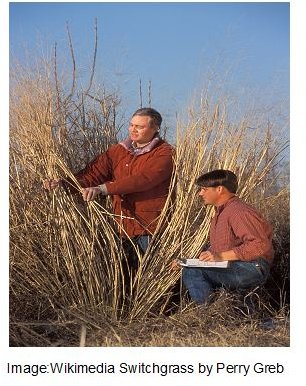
left=9, top=46, right=289, bottom=347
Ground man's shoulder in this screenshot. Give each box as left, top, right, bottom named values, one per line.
left=107, top=142, right=129, bottom=155
left=226, top=197, right=262, bottom=217
left=155, top=140, right=175, bottom=153
left=228, top=197, right=249, bottom=208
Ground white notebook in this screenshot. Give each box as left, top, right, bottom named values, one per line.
left=177, top=258, right=229, bottom=268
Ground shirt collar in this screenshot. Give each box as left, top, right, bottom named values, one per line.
left=215, top=195, right=238, bottom=214
left=119, top=133, right=161, bottom=156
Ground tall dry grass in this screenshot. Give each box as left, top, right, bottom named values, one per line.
left=9, top=51, right=289, bottom=346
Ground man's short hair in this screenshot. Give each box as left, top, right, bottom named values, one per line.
left=133, top=107, right=162, bottom=129
left=196, top=169, right=238, bottom=193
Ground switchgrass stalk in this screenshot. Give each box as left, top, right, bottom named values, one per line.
left=10, top=60, right=288, bottom=335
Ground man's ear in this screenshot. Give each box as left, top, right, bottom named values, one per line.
left=217, top=186, right=225, bottom=194
left=219, top=186, right=231, bottom=195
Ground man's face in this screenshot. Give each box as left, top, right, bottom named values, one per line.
left=128, top=115, right=158, bottom=145
left=198, top=186, right=220, bottom=205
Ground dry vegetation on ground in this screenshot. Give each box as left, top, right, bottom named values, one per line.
left=9, top=33, right=289, bottom=347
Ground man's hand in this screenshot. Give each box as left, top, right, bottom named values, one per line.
left=198, top=250, right=222, bottom=262
left=170, top=260, right=182, bottom=271
left=43, top=178, right=61, bottom=190
left=199, top=249, right=239, bottom=262
left=82, top=187, right=103, bottom=202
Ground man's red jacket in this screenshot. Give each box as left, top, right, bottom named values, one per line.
left=66, top=138, right=174, bottom=237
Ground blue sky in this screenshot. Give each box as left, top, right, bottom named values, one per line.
left=9, top=1, right=289, bottom=128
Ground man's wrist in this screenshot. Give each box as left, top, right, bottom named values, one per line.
left=217, top=250, right=238, bottom=261
left=214, top=252, right=223, bottom=261
left=98, top=184, right=108, bottom=195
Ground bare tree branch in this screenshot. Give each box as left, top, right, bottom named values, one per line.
left=64, top=21, right=76, bottom=103
left=139, top=78, right=143, bottom=108
left=53, top=42, right=61, bottom=110
left=148, top=80, right=152, bottom=107
left=84, top=18, right=98, bottom=96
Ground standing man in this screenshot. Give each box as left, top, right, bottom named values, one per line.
left=180, top=169, right=274, bottom=304
left=44, top=107, right=174, bottom=264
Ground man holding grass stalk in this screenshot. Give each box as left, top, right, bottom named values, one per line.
left=174, top=169, right=274, bottom=305
left=43, top=107, right=174, bottom=268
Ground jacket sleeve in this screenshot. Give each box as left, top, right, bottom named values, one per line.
left=75, top=150, right=113, bottom=187
left=105, top=146, right=173, bottom=195
left=230, top=210, right=273, bottom=261
left=61, top=149, right=113, bottom=193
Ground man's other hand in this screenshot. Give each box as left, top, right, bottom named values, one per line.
left=82, top=187, right=102, bottom=202
left=199, top=250, right=222, bottom=262
left=43, top=178, right=61, bottom=190
left=170, top=260, right=182, bottom=271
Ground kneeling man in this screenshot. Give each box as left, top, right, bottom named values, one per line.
left=181, top=169, right=274, bottom=304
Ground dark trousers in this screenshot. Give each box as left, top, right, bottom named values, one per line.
left=182, top=257, right=270, bottom=304
left=120, top=235, right=151, bottom=304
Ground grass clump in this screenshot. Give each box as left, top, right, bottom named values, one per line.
left=9, top=43, right=289, bottom=346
